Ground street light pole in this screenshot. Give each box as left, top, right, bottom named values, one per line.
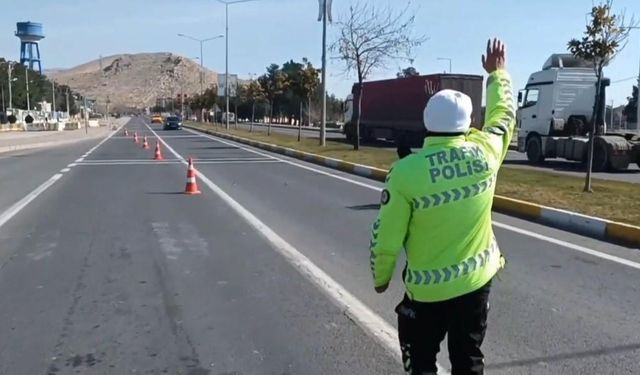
left=437, top=57, right=452, bottom=73
left=218, top=0, right=258, bottom=130
left=225, top=2, right=229, bottom=129
left=177, top=33, right=224, bottom=95
left=318, top=0, right=332, bottom=146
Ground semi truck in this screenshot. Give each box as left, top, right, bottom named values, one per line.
left=517, top=54, right=640, bottom=171
left=342, top=74, right=484, bottom=146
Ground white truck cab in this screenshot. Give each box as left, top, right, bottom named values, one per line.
left=516, top=54, right=639, bottom=171
left=517, top=54, right=602, bottom=161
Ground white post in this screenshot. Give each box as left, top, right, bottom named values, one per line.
left=320, top=0, right=327, bottom=146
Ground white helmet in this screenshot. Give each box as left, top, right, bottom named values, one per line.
left=423, top=89, right=472, bottom=133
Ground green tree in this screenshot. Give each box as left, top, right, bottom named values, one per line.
left=397, top=66, right=420, bottom=78
left=331, top=1, right=426, bottom=150
left=284, top=58, right=320, bottom=141
left=0, top=58, right=79, bottom=115
left=258, top=64, right=288, bottom=135
left=189, top=85, right=218, bottom=121
left=567, top=0, right=636, bottom=191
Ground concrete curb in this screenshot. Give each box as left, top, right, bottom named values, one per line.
left=186, top=124, right=640, bottom=248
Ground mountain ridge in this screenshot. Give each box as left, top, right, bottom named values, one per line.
left=46, top=52, right=219, bottom=110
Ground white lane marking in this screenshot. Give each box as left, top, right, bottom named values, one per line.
left=75, top=161, right=180, bottom=166
left=67, top=163, right=77, bottom=167
left=184, top=128, right=382, bottom=191
left=186, top=127, right=640, bottom=270
left=60, top=168, right=71, bottom=173
left=493, top=222, right=640, bottom=270
left=0, top=174, right=62, bottom=228
left=75, top=158, right=84, bottom=163
left=146, top=121, right=449, bottom=374
left=195, top=157, right=274, bottom=161
left=80, top=159, right=181, bottom=163
left=196, top=160, right=282, bottom=165
left=0, top=120, right=128, bottom=231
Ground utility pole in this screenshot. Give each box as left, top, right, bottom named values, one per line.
left=8, top=63, right=13, bottom=110
left=106, top=95, right=111, bottom=128
left=637, top=56, right=640, bottom=130
left=83, top=96, right=88, bottom=134
left=51, top=80, right=56, bottom=121
left=65, top=88, right=70, bottom=115
left=1, top=85, right=5, bottom=114
left=25, top=66, right=31, bottom=111
left=318, top=0, right=332, bottom=146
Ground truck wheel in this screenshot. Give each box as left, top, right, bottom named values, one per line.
left=592, top=140, right=610, bottom=172
left=526, top=136, right=545, bottom=164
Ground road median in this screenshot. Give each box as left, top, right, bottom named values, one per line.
left=186, top=122, right=640, bottom=248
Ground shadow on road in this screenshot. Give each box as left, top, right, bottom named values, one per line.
left=485, top=342, right=640, bottom=371
left=347, top=203, right=381, bottom=210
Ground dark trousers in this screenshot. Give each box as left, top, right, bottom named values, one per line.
left=396, top=280, right=492, bottom=375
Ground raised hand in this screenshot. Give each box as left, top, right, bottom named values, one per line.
left=481, top=38, right=506, bottom=74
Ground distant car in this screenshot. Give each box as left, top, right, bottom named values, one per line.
left=163, top=116, right=183, bottom=130
left=151, top=114, right=163, bottom=123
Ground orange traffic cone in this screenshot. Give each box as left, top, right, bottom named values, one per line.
left=153, top=141, right=164, bottom=160
left=184, top=158, right=201, bottom=195
left=124, top=128, right=129, bottom=136
left=142, top=135, right=150, bottom=149
left=133, top=132, right=139, bottom=144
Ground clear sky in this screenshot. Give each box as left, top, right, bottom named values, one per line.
left=1, top=0, right=639, bottom=107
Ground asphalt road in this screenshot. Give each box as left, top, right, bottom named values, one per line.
left=1, top=116, right=639, bottom=374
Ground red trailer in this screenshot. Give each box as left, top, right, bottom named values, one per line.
left=343, top=74, right=484, bottom=145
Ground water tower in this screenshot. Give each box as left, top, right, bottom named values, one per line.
left=15, top=22, right=45, bottom=74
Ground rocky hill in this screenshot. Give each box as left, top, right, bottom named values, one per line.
left=46, top=53, right=219, bottom=110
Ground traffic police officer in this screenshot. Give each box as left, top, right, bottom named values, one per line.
left=369, top=38, right=513, bottom=374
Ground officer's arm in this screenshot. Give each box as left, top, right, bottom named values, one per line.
left=370, top=168, right=411, bottom=289
left=482, top=69, right=516, bottom=163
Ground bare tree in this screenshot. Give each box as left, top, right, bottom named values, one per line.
left=331, top=1, right=425, bottom=150
left=568, top=0, right=636, bottom=192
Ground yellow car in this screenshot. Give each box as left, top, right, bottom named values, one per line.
left=151, top=114, right=163, bottom=124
